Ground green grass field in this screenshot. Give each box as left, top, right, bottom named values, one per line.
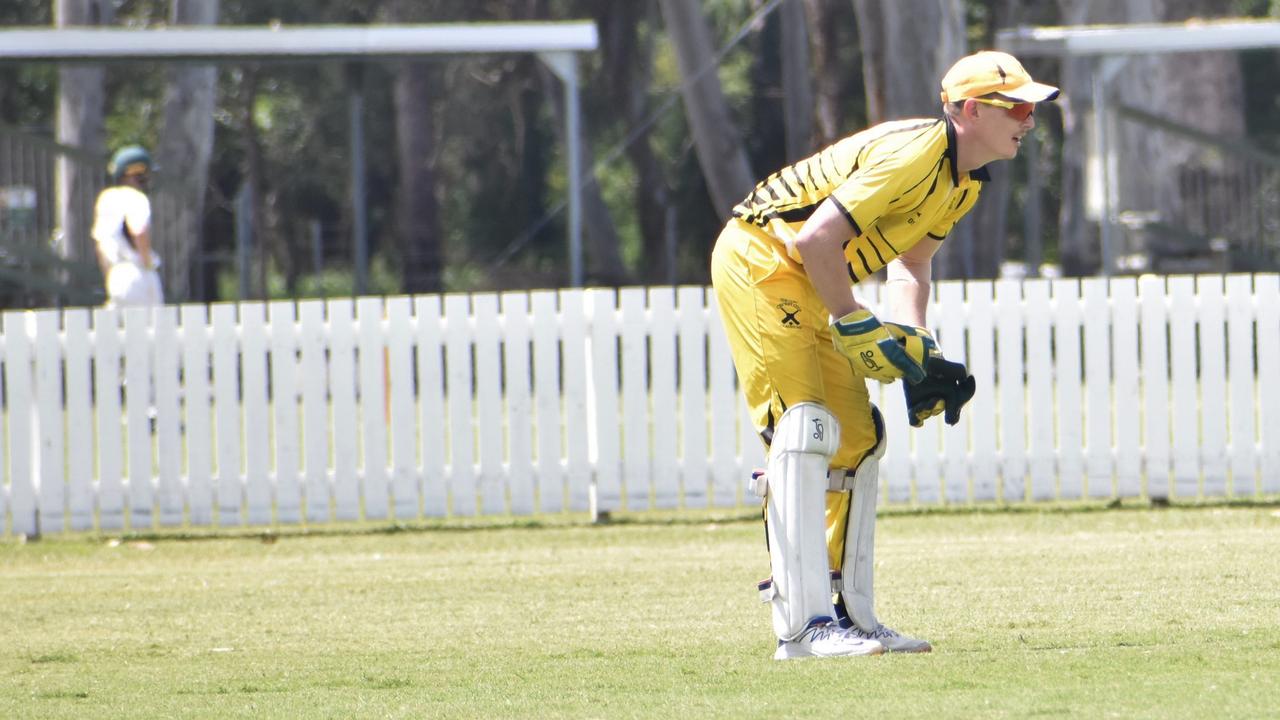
left=3, top=503, right=1279, bottom=719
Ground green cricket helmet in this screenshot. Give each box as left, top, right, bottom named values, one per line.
left=108, top=145, right=152, bottom=183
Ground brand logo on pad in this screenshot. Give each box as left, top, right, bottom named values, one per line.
left=811, top=417, right=825, bottom=441
left=777, top=299, right=801, bottom=328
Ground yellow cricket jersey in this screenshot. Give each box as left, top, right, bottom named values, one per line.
left=731, top=116, right=989, bottom=283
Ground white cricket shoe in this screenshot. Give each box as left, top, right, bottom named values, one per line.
left=774, top=618, right=885, bottom=660
left=843, top=622, right=932, bottom=653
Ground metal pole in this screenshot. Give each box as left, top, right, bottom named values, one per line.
left=235, top=181, right=252, bottom=299
left=1092, top=57, right=1128, bottom=277
left=563, top=58, right=584, bottom=288
left=539, top=51, right=584, bottom=287
left=1092, top=66, right=1113, bottom=276
left=311, top=219, right=323, bottom=276
left=348, top=66, right=369, bottom=296
left=1024, top=129, right=1042, bottom=277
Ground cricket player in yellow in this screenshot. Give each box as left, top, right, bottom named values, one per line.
left=711, top=51, right=1059, bottom=659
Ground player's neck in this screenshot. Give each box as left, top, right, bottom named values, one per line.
left=952, top=130, right=998, bottom=177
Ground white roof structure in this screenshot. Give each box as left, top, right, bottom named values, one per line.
left=997, top=18, right=1280, bottom=56
left=0, top=22, right=599, bottom=61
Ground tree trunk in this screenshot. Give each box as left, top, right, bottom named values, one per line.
left=656, top=0, right=755, bottom=218
left=853, top=0, right=967, bottom=279
left=55, top=0, right=112, bottom=276
left=156, top=0, right=219, bottom=302
left=802, top=0, right=849, bottom=148
left=599, top=1, right=673, bottom=284
left=387, top=0, right=444, bottom=294
left=852, top=0, right=964, bottom=124
left=955, top=0, right=1019, bottom=279
left=239, top=66, right=269, bottom=300
left=391, top=63, right=444, bottom=294
left=779, top=0, right=814, bottom=163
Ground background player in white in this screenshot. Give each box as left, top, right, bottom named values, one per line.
left=93, top=145, right=163, bottom=307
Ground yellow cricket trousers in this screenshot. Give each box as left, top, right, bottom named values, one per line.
left=709, top=218, right=879, bottom=569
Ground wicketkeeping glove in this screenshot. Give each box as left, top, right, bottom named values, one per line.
left=884, top=322, right=943, bottom=368
left=830, top=309, right=926, bottom=385
left=902, top=355, right=976, bottom=427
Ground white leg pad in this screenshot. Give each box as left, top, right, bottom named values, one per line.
left=839, top=405, right=886, bottom=632
left=762, top=402, right=840, bottom=641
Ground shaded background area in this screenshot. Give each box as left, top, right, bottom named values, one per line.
left=3, top=0, right=1280, bottom=308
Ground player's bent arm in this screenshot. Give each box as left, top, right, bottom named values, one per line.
left=794, top=199, right=864, bottom=319
left=884, top=239, right=939, bottom=328
left=93, top=245, right=112, bottom=287
left=133, top=226, right=154, bottom=270
left=798, top=200, right=925, bottom=384
left=885, top=240, right=977, bottom=425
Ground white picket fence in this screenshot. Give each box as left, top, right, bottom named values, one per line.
left=1, top=275, right=1278, bottom=537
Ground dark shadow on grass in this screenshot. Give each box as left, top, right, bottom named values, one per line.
left=10, top=495, right=1278, bottom=546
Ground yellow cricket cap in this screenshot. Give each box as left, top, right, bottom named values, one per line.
left=939, top=51, right=1060, bottom=104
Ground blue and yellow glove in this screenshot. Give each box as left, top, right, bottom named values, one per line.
left=884, top=322, right=942, bottom=368
left=831, top=310, right=926, bottom=384
left=883, top=323, right=975, bottom=426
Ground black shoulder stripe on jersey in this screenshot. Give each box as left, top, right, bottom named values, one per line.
left=850, top=125, right=941, bottom=210
left=803, top=161, right=820, bottom=195
left=816, top=152, right=836, bottom=187
left=778, top=167, right=800, bottom=198
left=866, top=123, right=939, bottom=171
left=777, top=204, right=819, bottom=224
left=847, top=262, right=860, bottom=283
left=888, top=155, right=946, bottom=211
left=925, top=157, right=943, bottom=194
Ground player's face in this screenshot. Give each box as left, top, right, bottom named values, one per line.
left=968, top=98, right=1036, bottom=160
left=123, top=170, right=150, bottom=191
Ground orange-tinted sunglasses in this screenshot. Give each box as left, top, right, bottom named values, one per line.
left=970, top=96, right=1035, bottom=121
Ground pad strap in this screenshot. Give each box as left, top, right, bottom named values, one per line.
left=757, top=468, right=857, bottom=494
left=758, top=572, right=845, bottom=602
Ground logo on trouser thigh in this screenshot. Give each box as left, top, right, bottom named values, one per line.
left=777, top=299, right=802, bottom=328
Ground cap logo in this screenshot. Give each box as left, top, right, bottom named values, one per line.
left=996, top=64, right=1007, bottom=83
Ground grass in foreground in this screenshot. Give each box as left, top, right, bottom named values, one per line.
left=2, top=504, right=1279, bottom=719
